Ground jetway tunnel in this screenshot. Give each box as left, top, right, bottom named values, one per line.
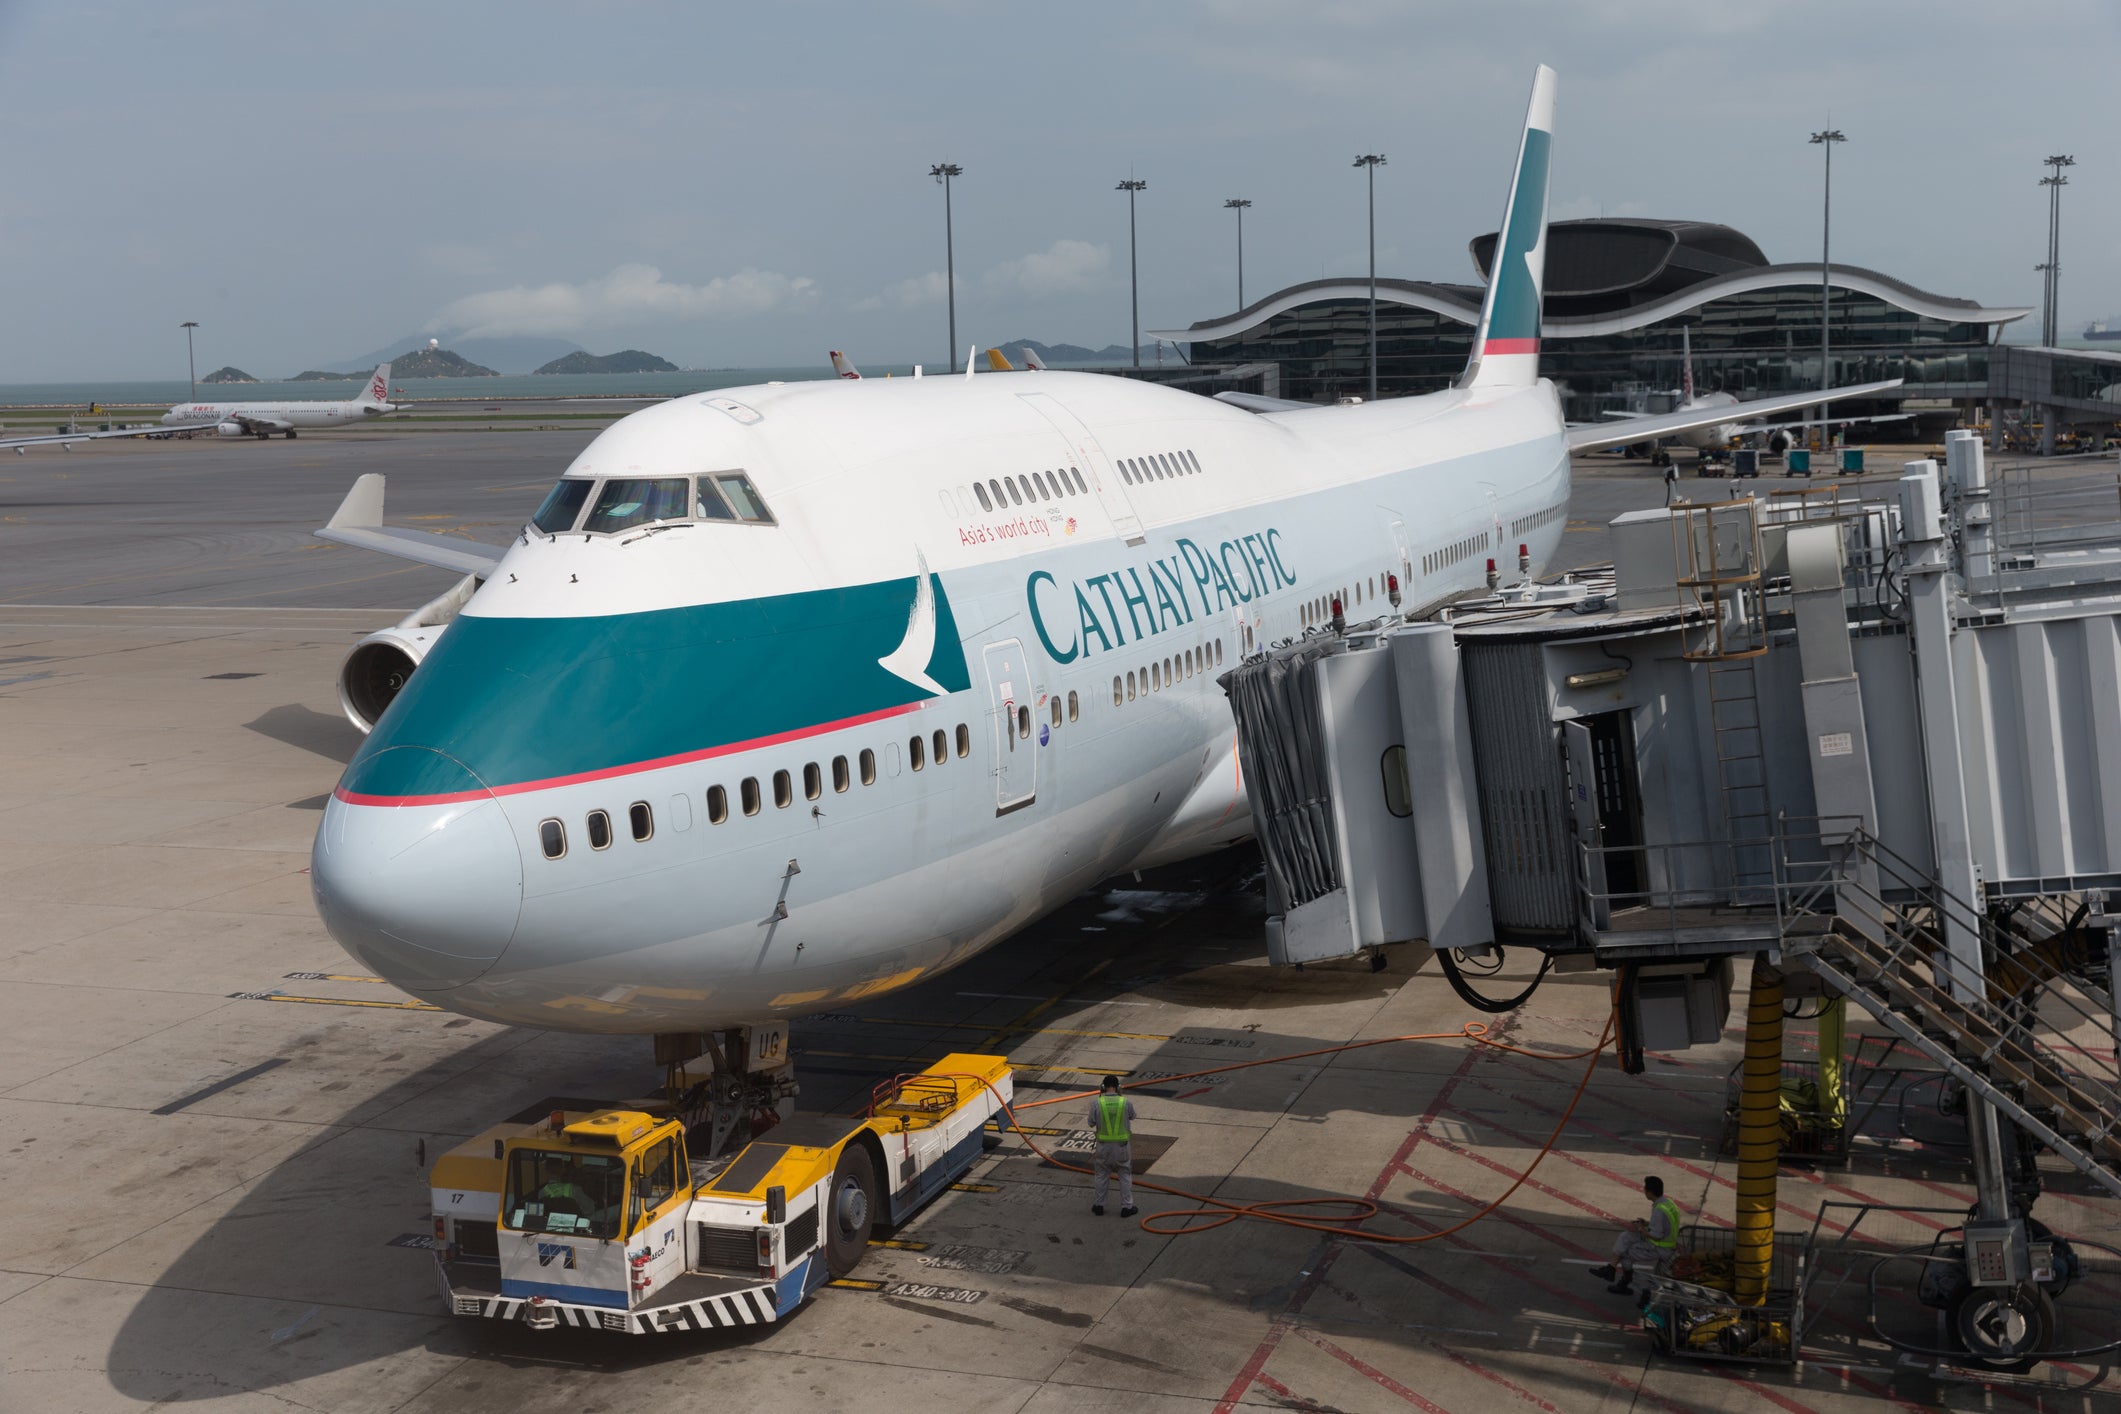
left=1223, top=431, right=2121, bottom=1369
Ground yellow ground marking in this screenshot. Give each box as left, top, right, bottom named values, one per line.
left=235, top=991, right=442, bottom=1011
left=948, top=1182, right=1001, bottom=1193
left=866, top=1238, right=928, bottom=1251
left=818, top=1012, right=1175, bottom=1044
left=827, top=1278, right=885, bottom=1291
left=283, top=971, right=389, bottom=984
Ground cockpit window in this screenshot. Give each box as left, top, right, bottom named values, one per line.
left=712, top=473, right=776, bottom=524
left=694, top=479, right=737, bottom=521
left=584, top=478, right=690, bottom=534
left=503, top=1147, right=625, bottom=1239
left=532, top=479, right=593, bottom=533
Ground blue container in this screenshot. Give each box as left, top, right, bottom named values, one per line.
left=1841, top=448, right=1865, bottom=474
left=1788, top=448, right=1812, bottom=475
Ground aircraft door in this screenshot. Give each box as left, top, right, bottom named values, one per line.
left=1562, top=718, right=1609, bottom=931
left=1016, top=391, right=1144, bottom=546
left=981, top=639, right=1038, bottom=815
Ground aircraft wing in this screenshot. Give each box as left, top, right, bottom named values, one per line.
left=314, top=473, right=505, bottom=578
left=1215, top=391, right=1318, bottom=414
left=1, top=421, right=217, bottom=449
left=223, top=412, right=293, bottom=434
left=1567, top=379, right=1903, bottom=452
left=1738, top=411, right=1913, bottom=435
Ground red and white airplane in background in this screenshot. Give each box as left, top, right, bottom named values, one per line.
left=161, top=362, right=404, bottom=439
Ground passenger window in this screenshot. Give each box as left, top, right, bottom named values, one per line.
left=932, top=729, right=947, bottom=764
left=1069, top=466, right=1087, bottom=494
left=629, top=802, right=653, bottom=842
left=955, top=723, right=970, bottom=757
left=586, top=809, right=613, bottom=851
left=1033, top=472, right=1052, bottom=500
left=741, top=778, right=761, bottom=816
left=1018, top=476, right=1036, bottom=504
left=1216, top=640, right=1223, bottom=666
left=531, top=478, right=593, bottom=533
left=1126, top=671, right=1135, bottom=701
left=693, top=479, right=736, bottom=521
left=712, top=473, right=776, bottom=524
left=988, top=479, right=1007, bottom=508
left=974, top=482, right=992, bottom=512
left=859, top=748, right=876, bottom=785
left=539, top=819, right=566, bottom=859
left=1050, top=697, right=1061, bottom=728
left=773, top=770, right=792, bottom=808
left=1068, top=690, right=1079, bottom=721
left=1003, top=478, right=1022, bottom=507
left=832, top=756, right=850, bottom=792
left=1151, top=662, right=1161, bottom=691
left=1017, top=705, right=1031, bottom=739
left=1186, top=450, right=1201, bottom=472
left=909, top=735, right=925, bottom=770
left=584, top=477, right=690, bottom=534
left=708, top=785, right=728, bottom=824
left=803, top=762, right=822, bottom=800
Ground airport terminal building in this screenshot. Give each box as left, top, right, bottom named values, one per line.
left=1157, top=219, right=2028, bottom=422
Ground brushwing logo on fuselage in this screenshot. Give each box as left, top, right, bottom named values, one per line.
left=878, top=551, right=949, bottom=696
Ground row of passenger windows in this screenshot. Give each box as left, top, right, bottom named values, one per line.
left=1301, top=574, right=1395, bottom=629
left=538, top=801, right=656, bottom=860
left=1509, top=504, right=1564, bottom=538
left=530, top=472, right=776, bottom=536
left=1117, top=449, right=1201, bottom=485
left=1423, top=531, right=1491, bottom=576
left=1111, top=639, right=1224, bottom=704
left=971, top=466, right=1086, bottom=514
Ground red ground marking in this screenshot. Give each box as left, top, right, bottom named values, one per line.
left=1377, top=1169, right=1619, bottom=1310
left=1211, top=1318, right=1291, bottom=1414
left=1295, top=1328, right=1457, bottom=1412
left=1415, top=1124, right=1634, bottom=1227
left=1708, top=1363, right=1821, bottom=1414
left=1253, top=1372, right=1335, bottom=1413
left=1393, top=1157, right=1607, bottom=1262
left=1350, top=1242, right=1503, bottom=1316
left=1436, top=1343, right=1567, bottom=1413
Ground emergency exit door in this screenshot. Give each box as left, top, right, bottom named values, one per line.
left=982, top=639, right=1037, bottom=815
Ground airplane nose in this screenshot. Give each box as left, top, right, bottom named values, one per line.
left=312, top=748, right=523, bottom=990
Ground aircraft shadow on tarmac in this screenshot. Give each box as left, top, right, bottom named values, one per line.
left=246, top=702, right=362, bottom=766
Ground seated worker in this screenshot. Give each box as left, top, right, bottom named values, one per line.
left=1587, top=1175, right=1683, bottom=1294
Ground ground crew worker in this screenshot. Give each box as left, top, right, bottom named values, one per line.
left=1587, top=1175, right=1683, bottom=1294
left=536, top=1171, right=592, bottom=1218
left=1662, top=459, right=1679, bottom=506
left=1087, top=1075, right=1137, bottom=1218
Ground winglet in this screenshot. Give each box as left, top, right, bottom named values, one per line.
left=328, top=472, right=386, bottom=530
left=1459, top=64, right=1555, bottom=392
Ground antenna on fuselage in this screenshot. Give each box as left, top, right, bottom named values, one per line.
left=963, top=346, right=976, bottom=382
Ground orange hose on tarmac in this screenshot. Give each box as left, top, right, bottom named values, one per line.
left=935, top=1004, right=1618, bottom=1245
left=1733, top=958, right=1784, bottom=1306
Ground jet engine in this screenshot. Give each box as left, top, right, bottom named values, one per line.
left=216, top=422, right=248, bottom=437
left=337, top=572, right=480, bottom=733
left=1766, top=429, right=1795, bottom=453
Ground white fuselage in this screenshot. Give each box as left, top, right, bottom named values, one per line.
left=162, top=397, right=399, bottom=433
left=311, top=371, right=1573, bottom=1033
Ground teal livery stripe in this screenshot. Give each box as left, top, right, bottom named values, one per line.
left=339, top=574, right=970, bottom=802
left=1484, top=126, right=1550, bottom=347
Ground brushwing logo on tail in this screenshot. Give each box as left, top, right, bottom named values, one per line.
left=878, top=551, right=949, bottom=696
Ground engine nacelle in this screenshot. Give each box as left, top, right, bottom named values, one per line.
left=216, top=422, right=248, bottom=438
left=1766, top=429, right=1795, bottom=453
left=336, top=572, right=481, bottom=733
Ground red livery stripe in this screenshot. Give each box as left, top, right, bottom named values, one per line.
left=333, top=700, right=928, bottom=808
left=1483, top=337, right=1539, bottom=355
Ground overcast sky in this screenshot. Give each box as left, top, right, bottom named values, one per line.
left=2, top=0, right=2115, bottom=382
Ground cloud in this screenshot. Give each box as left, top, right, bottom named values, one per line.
left=983, top=239, right=1109, bottom=297
left=853, top=270, right=951, bottom=313
left=426, top=263, right=816, bottom=337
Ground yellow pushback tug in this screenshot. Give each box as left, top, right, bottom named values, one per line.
left=426, top=1054, right=1010, bottom=1333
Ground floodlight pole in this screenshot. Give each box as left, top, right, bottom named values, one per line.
left=1118, top=180, right=1147, bottom=367
left=181, top=321, right=199, bottom=401
left=1810, top=129, right=1845, bottom=434
left=1353, top=155, right=1386, bottom=402
left=930, top=164, right=963, bottom=374
left=1224, top=198, right=1252, bottom=309
left=2041, top=155, right=2074, bottom=346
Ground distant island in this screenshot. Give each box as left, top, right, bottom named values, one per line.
left=995, top=339, right=1158, bottom=365
left=534, top=349, right=678, bottom=375
left=289, top=369, right=360, bottom=382
left=200, top=366, right=258, bottom=384
left=389, top=347, right=499, bottom=378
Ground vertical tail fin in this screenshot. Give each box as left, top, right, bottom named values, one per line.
left=1022, top=347, right=1047, bottom=371
left=1459, top=64, right=1556, bottom=391
left=1681, top=326, right=1695, bottom=403
left=985, top=348, right=1015, bottom=371
left=359, top=363, right=392, bottom=405
left=830, top=350, right=862, bottom=379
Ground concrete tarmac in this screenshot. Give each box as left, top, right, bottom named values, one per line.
left=2, top=428, right=2115, bottom=1412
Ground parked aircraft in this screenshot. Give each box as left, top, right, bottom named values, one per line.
left=160, top=362, right=402, bottom=439
left=309, top=68, right=1896, bottom=1103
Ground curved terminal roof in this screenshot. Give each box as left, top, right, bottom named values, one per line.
left=1153, top=264, right=2030, bottom=345
left=1470, top=218, right=1767, bottom=304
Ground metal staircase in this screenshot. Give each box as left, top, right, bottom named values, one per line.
left=1779, top=826, right=2121, bottom=1199
left=1704, top=660, right=1774, bottom=902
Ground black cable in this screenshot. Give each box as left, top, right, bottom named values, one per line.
left=1436, top=946, right=1551, bottom=1013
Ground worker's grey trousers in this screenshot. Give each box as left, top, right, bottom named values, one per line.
left=1612, top=1230, right=1672, bottom=1275
left=1092, top=1140, right=1133, bottom=1208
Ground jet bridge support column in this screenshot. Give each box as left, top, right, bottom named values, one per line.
left=1899, top=461, right=2013, bottom=1223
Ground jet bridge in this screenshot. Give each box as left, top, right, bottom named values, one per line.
left=1224, top=431, right=2121, bottom=1367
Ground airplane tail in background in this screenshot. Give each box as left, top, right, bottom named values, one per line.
left=1681, top=326, right=1695, bottom=403
left=1459, top=64, right=1555, bottom=392
left=830, top=350, right=862, bottom=380
left=358, top=363, right=392, bottom=405
left=1021, top=348, right=1047, bottom=371
left=985, top=348, right=1015, bottom=372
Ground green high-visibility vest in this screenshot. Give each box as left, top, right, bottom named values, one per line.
left=1648, top=1196, right=1683, bottom=1249
left=1095, top=1094, right=1130, bottom=1143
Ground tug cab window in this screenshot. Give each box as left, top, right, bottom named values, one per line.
left=584, top=477, right=690, bottom=534
left=532, top=479, right=593, bottom=533
left=503, top=1148, right=624, bottom=1240
left=711, top=473, right=776, bottom=524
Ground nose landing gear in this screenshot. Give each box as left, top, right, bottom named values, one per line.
left=656, top=1024, right=799, bottom=1158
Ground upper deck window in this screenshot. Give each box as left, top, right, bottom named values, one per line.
left=584, top=478, right=690, bottom=534
left=712, top=473, right=776, bottom=524
left=532, top=479, right=594, bottom=533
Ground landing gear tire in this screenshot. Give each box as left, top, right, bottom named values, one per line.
left=285, top=430, right=298, bottom=439
left=824, top=1142, right=879, bottom=1277
left=1951, top=1281, right=2054, bottom=1373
